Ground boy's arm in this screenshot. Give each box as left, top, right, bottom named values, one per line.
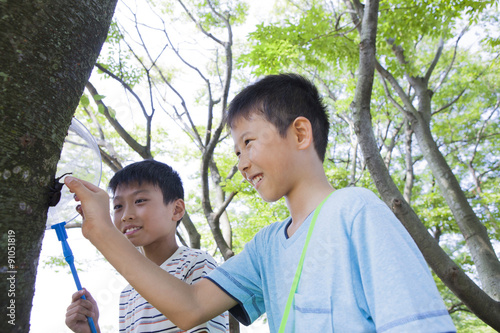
left=185, top=252, right=230, bottom=332
left=65, top=177, right=237, bottom=330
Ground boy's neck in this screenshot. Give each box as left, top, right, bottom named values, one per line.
left=285, top=166, right=334, bottom=238
left=143, top=239, right=179, bottom=266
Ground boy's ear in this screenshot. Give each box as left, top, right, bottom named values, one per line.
left=172, top=199, right=185, bottom=222
left=292, top=116, right=313, bottom=150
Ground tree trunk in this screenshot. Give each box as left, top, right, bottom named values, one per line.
left=411, top=110, right=500, bottom=301
left=350, top=0, right=500, bottom=329
left=379, top=23, right=500, bottom=302
left=0, top=1, right=117, bottom=331
left=210, top=159, right=233, bottom=248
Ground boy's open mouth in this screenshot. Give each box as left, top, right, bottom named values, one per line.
left=124, top=226, right=142, bottom=236
left=250, top=174, right=263, bottom=187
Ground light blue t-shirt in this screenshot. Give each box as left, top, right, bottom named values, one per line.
left=207, top=187, right=456, bottom=332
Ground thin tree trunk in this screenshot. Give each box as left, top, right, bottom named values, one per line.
left=468, top=163, right=500, bottom=234
left=403, top=119, right=414, bottom=204
left=411, top=110, right=500, bottom=301
left=181, top=212, right=201, bottom=249
left=210, top=159, right=233, bottom=248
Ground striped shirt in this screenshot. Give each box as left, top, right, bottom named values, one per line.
left=119, top=246, right=229, bottom=332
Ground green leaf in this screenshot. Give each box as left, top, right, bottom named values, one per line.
left=97, top=104, right=105, bottom=115
left=108, top=106, right=116, bottom=119
left=93, top=94, right=106, bottom=101
left=80, top=94, right=90, bottom=108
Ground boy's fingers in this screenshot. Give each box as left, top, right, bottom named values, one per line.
left=66, top=305, right=96, bottom=327
left=71, top=289, right=85, bottom=302
left=68, top=291, right=96, bottom=318
left=82, top=289, right=97, bottom=305
left=76, top=205, right=84, bottom=218
left=64, top=176, right=112, bottom=240
left=70, top=288, right=94, bottom=302
left=65, top=176, right=101, bottom=195
left=67, top=299, right=93, bottom=313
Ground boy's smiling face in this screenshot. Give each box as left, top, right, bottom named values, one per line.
left=231, top=112, right=299, bottom=202
left=112, top=182, right=181, bottom=252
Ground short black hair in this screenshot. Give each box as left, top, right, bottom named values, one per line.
left=224, top=73, right=330, bottom=161
left=108, top=159, right=184, bottom=205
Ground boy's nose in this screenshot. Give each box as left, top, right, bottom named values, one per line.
left=238, top=153, right=250, bottom=173
left=121, top=207, right=135, bottom=221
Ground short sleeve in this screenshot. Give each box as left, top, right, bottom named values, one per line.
left=206, top=236, right=265, bottom=326
left=350, top=198, right=455, bottom=332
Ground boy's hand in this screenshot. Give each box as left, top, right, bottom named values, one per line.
left=65, top=176, right=113, bottom=240
left=65, top=288, right=100, bottom=333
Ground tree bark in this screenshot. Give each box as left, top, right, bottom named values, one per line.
left=0, top=1, right=117, bottom=331
left=181, top=212, right=201, bottom=249
left=350, top=0, right=500, bottom=329
left=403, top=119, right=414, bottom=204
left=411, top=109, right=500, bottom=301
left=379, top=36, right=500, bottom=301
left=210, top=159, right=233, bottom=248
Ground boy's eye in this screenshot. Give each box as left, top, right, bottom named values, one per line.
left=244, top=139, right=251, bottom=146
left=113, top=204, right=122, bottom=210
left=135, top=199, right=147, bottom=204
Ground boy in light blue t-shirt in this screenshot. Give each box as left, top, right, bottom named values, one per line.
left=66, top=74, right=456, bottom=332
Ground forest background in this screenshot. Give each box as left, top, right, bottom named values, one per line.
left=1, top=0, right=499, bottom=332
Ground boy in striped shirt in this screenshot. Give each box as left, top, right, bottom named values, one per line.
left=65, top=160, right=228, bottom=333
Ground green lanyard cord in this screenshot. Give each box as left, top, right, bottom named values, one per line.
left=278, top=192, right=333, bottom=333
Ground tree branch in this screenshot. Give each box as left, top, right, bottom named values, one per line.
left=177, top=0, right=226, bottom=46
left=375, top=60, right=418, bottom=117
left=85, top=81, right=152, bottom=159
left=434, top=27, right=467, bottom=92
left=432, top=89, right=466, bottom=115
left=99, top=147, right=123, bottom=173
left=95, top=63, right=150, bottom=120
left=424, top=39, right=444, bottom=84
